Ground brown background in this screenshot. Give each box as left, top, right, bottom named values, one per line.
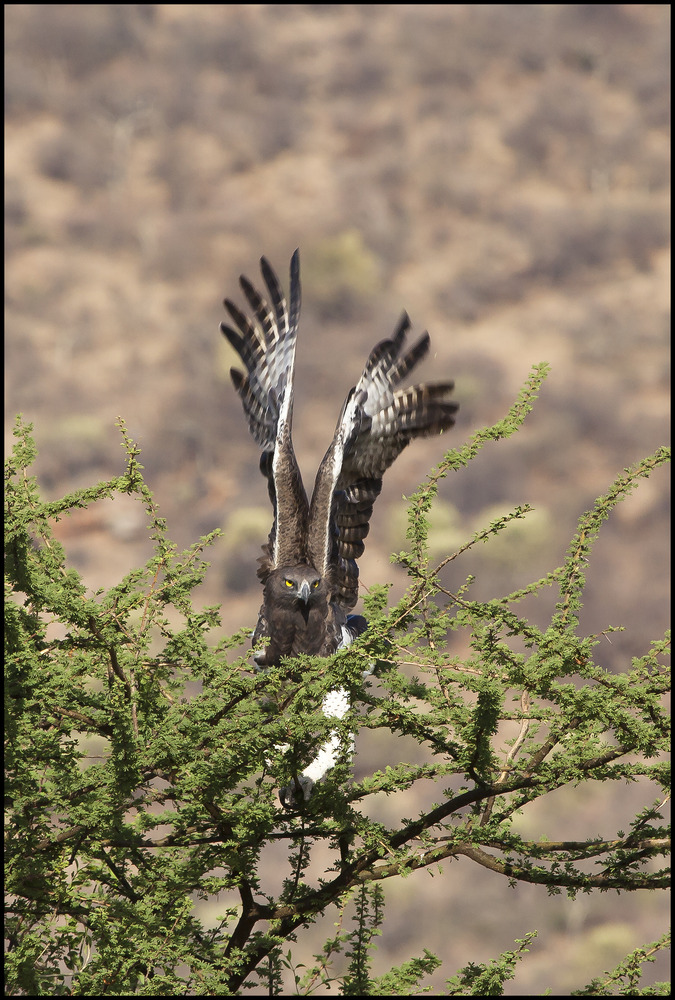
left=5, top=5, right=670, bottom=993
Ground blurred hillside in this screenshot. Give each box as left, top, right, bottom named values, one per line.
left=4, top=5, right=670, bottom=994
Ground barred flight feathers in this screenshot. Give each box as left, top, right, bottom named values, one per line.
left=221, top=249, right=308, bottom=579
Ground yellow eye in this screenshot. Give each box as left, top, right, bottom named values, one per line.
left=312, top=580, right=319, bottom=589
left=284, top=579, right=293, bottom=588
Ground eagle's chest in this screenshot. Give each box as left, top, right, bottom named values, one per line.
left=269, top=599, right=328, bottom=656
left=254, top=585, right=348, bottom=668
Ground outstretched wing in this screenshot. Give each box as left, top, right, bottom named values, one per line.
left=308, top=312, right=458, bottom=609
left=221, top=250, right=308, bottom=578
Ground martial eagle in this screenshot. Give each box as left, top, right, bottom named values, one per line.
left=222, top=250, right=458, bottom=803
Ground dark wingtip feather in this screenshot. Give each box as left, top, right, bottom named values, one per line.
left=220, top=321, right=243, bottom=351
left=225, top=298, right=250, bottom=331
left=388, top=330, right=431, bottom=384
left=259, top=255, right=280, bottom=294
left=406, top=331, right=431, bottom=363
left=393, top=311, right=411, bottom=339
left=289, top=249, right=301, bottom=331
left=239, top=274, right=260, bottom=310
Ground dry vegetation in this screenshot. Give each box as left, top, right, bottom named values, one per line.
left=4, top=4, right=670, bottom=994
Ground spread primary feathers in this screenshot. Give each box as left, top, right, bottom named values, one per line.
left=221, top=249, right=458, bottom=668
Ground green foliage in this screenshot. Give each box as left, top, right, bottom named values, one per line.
left=4, top=377, right=670, bottom=996
left=444, top=932, right=537, bottom=996
left=570, top=931, right=671, bottom=997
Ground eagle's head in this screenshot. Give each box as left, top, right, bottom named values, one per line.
left=268, top=565, right=325, bottom=606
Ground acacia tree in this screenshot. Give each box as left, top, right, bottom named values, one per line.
left=5, top=367, right=670, bottom=996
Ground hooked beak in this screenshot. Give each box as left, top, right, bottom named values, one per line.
left=298, top=581, right=311, bottom=603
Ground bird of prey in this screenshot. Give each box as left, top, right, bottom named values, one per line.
left=221, top=249, right=458, bottom=803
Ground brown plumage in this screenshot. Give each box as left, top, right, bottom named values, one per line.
left=221, top=249, right=458, bottom=667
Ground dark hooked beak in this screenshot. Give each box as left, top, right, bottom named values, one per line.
left=298, top=581, right=311, bottom=603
